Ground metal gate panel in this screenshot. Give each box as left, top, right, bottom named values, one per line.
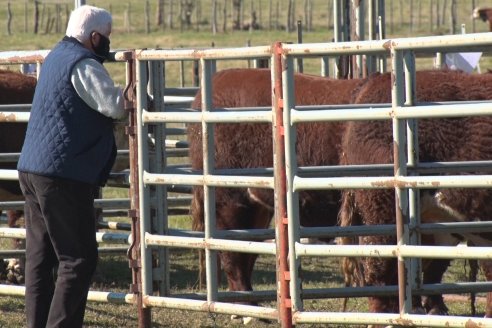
left=130, top=33, right=492, bottom=327
left=280, top=33, right=492, bottom=327
left=133, top=46, right=283, bottom=324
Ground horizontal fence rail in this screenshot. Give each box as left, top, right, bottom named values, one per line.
left=290, top=101, right=492, bottom=122
left=293, top=174, right=492, bottom=191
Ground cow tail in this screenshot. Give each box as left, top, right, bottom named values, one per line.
left=467, top=245, right=479, bottom=315
left=190, top=187, right=206, bottom=289
left=338, top=190, right=365, bottom=311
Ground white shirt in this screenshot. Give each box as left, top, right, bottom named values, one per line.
left=70, top=58, right=127, bottom=120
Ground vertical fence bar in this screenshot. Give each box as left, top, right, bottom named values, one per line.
left=124, top=50, right=140, bottom=322
left=377, top=0, right=387, bottom=73
left=296, top=20, right=304, bottom=73
left=403, top=51, right=422, bottom=297
left=434, top=52, right=444, bottom=69
left=320, top=56, right=329, bottom=77
left=391, top=48, right=412, bottom=315
left=378, top=16, right=386, bottom=73
left=136, top=58, right=153, bottom=327
left=282, top=54, right=302, bottom=317
left=74, top=0, right=85, bottom=8
left=333, top=0, right=341, bottom=77
left=272, top=42, right=293, bottom=328
left=148, top=60, right=169, bottom=296
left=180, top=60, right=185, bottom=87
left=125, top=52, right=152, bottom=327
left=352, top=0, right=365, bottom=78
left=367, top=0, right=376, bottom=74
left=137, top=58, right=152, bottom=302
left=200, top=58, right=219, bottom=303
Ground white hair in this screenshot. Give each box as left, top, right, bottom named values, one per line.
left=66, top=5, right=112, bottom=43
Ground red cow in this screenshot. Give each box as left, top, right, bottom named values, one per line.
left=340, top=69, right=492, bottom=324
left=473, top=7, right=492, bottom=31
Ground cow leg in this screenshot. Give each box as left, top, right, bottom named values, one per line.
left=421, top=259, right=450, bottom=315
left=6, top=210, right=25, bottom=284
left=215, top=189, right=273, bottom=325
left=363, top=258, right=428, bottom=321
left=480, top=259, right=492, bottom=317
left=190, top=187, right=208, bottom=288
left=353, top=188, right=400, bottom=317
left=219, top=193, right=273, bottom=304
left=7, top=210, right=25, bottom=249
left=192, top=187, right=273, bottom=305
left=362, top=251, right=399, bottom=315
left=354, top=189, right=431, bottom=324
left=0, top=211, right=4, bottom=281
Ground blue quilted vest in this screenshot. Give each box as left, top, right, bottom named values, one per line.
left=17, top=36, right=117, bottom=186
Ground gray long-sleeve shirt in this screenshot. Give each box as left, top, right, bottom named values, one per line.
left=70, top=58, right=127, bottom=120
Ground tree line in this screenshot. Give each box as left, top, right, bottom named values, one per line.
left=3, top=0, right=489, bottom=36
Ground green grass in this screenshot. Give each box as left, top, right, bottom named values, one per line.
left=0, top=249, right=488, bottom=327
left=2, top=0, right=492, bottom=85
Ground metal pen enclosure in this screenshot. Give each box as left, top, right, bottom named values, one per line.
left=3, top=32, right=492, bottom=327
left=133, top=33, right=492, bottom=327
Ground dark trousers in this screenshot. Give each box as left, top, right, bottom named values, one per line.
left=19, top=172, right=98, bottom=328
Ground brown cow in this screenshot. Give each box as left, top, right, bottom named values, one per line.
left=0, top=69, right=36, bottom=283
left=0, top=69, right=36, bottom=202
left=473, top=7, right=492, bottom=31
left=189, top=68, right=486, bottom=323
left=340, top=69, right=492, bottom=322
left=188, top=68, right=366, bottom=317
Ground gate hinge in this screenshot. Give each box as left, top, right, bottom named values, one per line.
left=278, top=126, right=285, bottom=136
left=128, top=209, right=139, bottom=219
left=125, top=125, right=137, bottom=136
left=128, top=259, right=141, bottom=269
left=129, top=283, right=140, bottom=293
left=124, top=100, right=135, bottom=112
left=277, top=97, right=284, bottom=109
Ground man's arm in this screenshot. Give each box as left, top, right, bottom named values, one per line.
left=71, top=58, right=127, bottom=120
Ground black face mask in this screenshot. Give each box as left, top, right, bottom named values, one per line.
left=92, top=33, right=110, bottom=62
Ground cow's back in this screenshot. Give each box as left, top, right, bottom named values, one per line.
left=0, top=70, right=37, bottom=200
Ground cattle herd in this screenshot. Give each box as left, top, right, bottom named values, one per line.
left=188, top=68, right=492, bottom=322
left=2, top=65, right=492, bottom=323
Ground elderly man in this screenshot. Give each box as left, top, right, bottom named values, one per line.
left=17, top=5, right=127, bottom=328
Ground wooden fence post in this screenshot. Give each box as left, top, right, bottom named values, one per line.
left=124, top=3, right=132, bottom=33
left=450, top=0, right=457, bottom=34
left=168, top=0, right=174, bottom=30
left=7, top=2, right=12, bottom=36
left=156, top=0, right=164, bottom=28
left=222, top=0, right=227, bottom=32
left=24, top=1, right=28, bottom=33
left=212, top=0, right=217, bottom=34
left=276, top=0, right=280, bottom=30
left=258, top=0, right=262, bottom=28
left=286, top=0, right=292, bottom=32
left=34, top=1, right=39, bottom=34
left=145, top=0, right=150, bottom=34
